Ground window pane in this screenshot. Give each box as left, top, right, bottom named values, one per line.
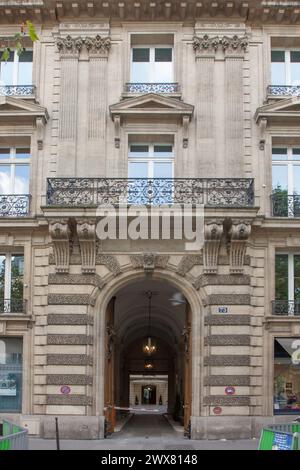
left=0, top=337, right=22, bottom=412
left=271, top=51, right=285, bottom=62
left=0, top=165, right=12, bottom=194
left=10, top=255, right=24, bottom=301
left=275, top=254, right=289, bottom=300
left=155, top=48, right=172, bottom=62
left=290, top=61, right=300, bottom=86
left=0, top=149, right=11, bottom=159
left=129, top=145, right=149, bottom=156
left=18, top=56, right=32, bottom=85
left=293, top=166, right=300, bottom=194
left=154, top=145, right=173, bottom=157
left=154, top=61, right=173, bottom=82
left=128, top=161, right=148, bottom=178
left=272, top=148, right=288, bottom=160
left=274, top=338, right=300, bottom=415
left=132, top=48, right=150, bottom=62
left=292, top=148, right=300, bottom=161
left=18, top=51, right=33, bottom=63
left=153, top=162, right=173, bottom=178
left=290, top=51, right=300, bottom=63
left=271, top=63, right=286, bottom=85
left=272, top=165, right=288, bottom=190
left=0, top=255, right=5, bottom=299
left=14, top=165, right=29, bottom=194
left=0, top=51, right=14, bottom=85
left=295, top=255, right=300, bottom=301
left=15, top=148, right=31, bottom=159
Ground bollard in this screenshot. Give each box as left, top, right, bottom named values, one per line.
left=55, top=417, right=60, bottom=450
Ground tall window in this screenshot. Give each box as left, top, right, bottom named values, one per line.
left=0, top=50, right=33, bottom=86
left=274, top=338, right=300, bottom=415
left=128, top=143, right=174, bottom=204
left=275, top=254, right=300, bottom=313
left=131, top=47, right=173, bottom=83
left=271, top=50, right=300, bottom=85
left=0, top=254, right=24, bottom=313
left=0, top=337, right=22, bottom=412
left=272, top=147, right=300, bottom=217
left=0, top=147, right=30, bottom=195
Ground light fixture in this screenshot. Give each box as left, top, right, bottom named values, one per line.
left=142, top=291, right=157, bottom=356
left=144, top=360, right=154, bottom=370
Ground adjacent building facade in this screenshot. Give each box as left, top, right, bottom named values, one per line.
left=0, top=0, right=300, bottom=439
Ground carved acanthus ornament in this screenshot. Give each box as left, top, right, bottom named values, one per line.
left=130, top=253, right=169, bottom=274
left=76, top=220, right=96, bottom=274
left=85, top=35, right=111, bottom=57
left=193, top=34, right=249, bottom=57
left=56, top=35, right=84, bottom=57
left=56, top=35, right=111, bottom=59
left=49, top=220, right=71, bottom=273
left=228, top=220, right=252, bottom=274
left=203, top=219, right=223, bottom=274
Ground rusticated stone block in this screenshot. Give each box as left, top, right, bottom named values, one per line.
left=204, top=375, right=250, bottom=386
left=204, top=355, right=250, bottom=366
left=47, top=335, right=93, bottom=345
left=204, top=396, right=250, bottom=406
left=46, top=374, right=93, bottom=385
left=205, top=315, right=250, bottom=326
left=47, top=354, right=93, bottom=365
left=47, top=314, right=93, bottom=325
left=48, top=273, right=106, bottom=289
left=46, top=395, right=93, bottom=405
left=204, top=335, right=250, bottom=346
left=194, top=274, right=250, bottom=289
left=48, top=294, right=92, bottom=305
left=203, top=294, right=250, bottom=306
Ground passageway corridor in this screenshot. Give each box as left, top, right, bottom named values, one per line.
left=115, top=414, right=176, bottom=440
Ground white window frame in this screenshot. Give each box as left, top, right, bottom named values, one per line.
left=0, top=147, right=31, bottom=194
left=271, top=49, right=300, bottom=85
left=272, top=146, right=300, bottom=194
left=131, top=46, right=174, bottom=83
left=128, top=143, right=174, bottom=178
left=0, top=49, right=33, bottom=86
left=276, top=252, right=300, bottom=301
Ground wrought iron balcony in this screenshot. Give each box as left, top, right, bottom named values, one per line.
left=267, top=85, right=300, bottom=97
left=271, top=193, right=300, bottom=217
left=0, top=85, right=36, bottom=97
left=46, top=178, right=254, bottom=207
left=272, top=300, right=300, bottom=316
left=0, top=195, right=30, bottom=217
left=124, top=83, right=180, bottom=94
left=0, top=298, right=26, bottom=314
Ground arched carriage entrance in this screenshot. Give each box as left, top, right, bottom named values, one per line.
left=100, top=273, right=195, bottom=437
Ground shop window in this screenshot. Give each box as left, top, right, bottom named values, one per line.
left=274, top=338, right=300, bottom=414
left=0, top=337, right=22, bottom=412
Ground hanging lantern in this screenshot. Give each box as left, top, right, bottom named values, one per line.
left=144, top=360, right=154, bottom=370
left=142, top=291, right=157, bottom=356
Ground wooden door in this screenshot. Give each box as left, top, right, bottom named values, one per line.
left=104, top=297, right=116, bottom=434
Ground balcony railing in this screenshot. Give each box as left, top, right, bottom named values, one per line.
left=0, top=298, right=26, bottom=314
left=271, top=193, right=300, bottom=217
left=272, top=300, right=300, bottom=316
left=46, top=178, right=254, bottom=207
left=268, top=85, right=300, bottom=97
left=124, top=83, right=180, bottom=94
left=0, top=85, right=36, bottom=97
left=0, top=195, right=30, bottom=217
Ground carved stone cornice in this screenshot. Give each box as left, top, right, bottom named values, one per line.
left=193, top=34, right=249, bottom=58
left=76, top=219, right=96, bottom=274
left=130, top=253, right=169, bottom=274
left=56, top=35, right=84, bottom=57
left=49, top=220, right=71, bottom=274
left=228, top=220, right=252, bottom=274
left=203, top=219, right=223, bottom=274
left=85, top=35, right=111, bottom=57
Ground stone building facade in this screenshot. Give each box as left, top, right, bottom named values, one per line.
left=0, top=0, right=300, bottom=440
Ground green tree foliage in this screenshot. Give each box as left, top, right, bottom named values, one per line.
left=0, top=21, right=39, bottom=62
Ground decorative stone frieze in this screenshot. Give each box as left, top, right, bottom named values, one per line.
left=228, top=220, right=252, bottom=274
left=46, top=395, right=93, bottom=406
left=204, top=396, right=250, bottom=406
left=85, top=35, right=111, bottom=57
left=56, top=35, right=84, bottom=57
left=130, top=254, right=169, bottom=273
left=48, top=294, right=92, bottom=305
left=46, top=375, right=93, bottom=385
left=204, top=375, right=250, bottom=386
left=49, top=220, right=71, bottom=274
left=193, top=34, right=249, bottom=57
left=47, top=354, right=93, bottom=366
left=204, top=335, right=250, bottom=346
left=76, top=220, right=97, bottom=274
left=97, top=254, right=122, bottom=276
left=47, top=314, right=93, bottom=325
left=203, top=219, right=223, bottom=274
left=47, top=335, right=93, bottom=345
left=48, top=273, right=106, bottom=289
left=203, top=294, right=251, bottom=306
left=194, top=274, right=250, bottom=290
left=177, top=254, right=202, bottom=277
left=56, top=35, right=111, bottom=58
left=204, top=355, right=250, bottom=366
left=204, top=315, right=251, bottom=326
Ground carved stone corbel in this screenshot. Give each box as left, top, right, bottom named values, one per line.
left=259, top=117, right=267, bottom=151
left=182, top=115, right=190, bottom=148
left=228, top=220, right=252, bottom=274
left=76, top=220, right=96, bottom=274
left=113, top=114, right=120, bottom=148
left=203, top=219, right=223, bottom=274
left=36, top=117, right=46, bottom=150
left=49, top=220, right=71, bottom=273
